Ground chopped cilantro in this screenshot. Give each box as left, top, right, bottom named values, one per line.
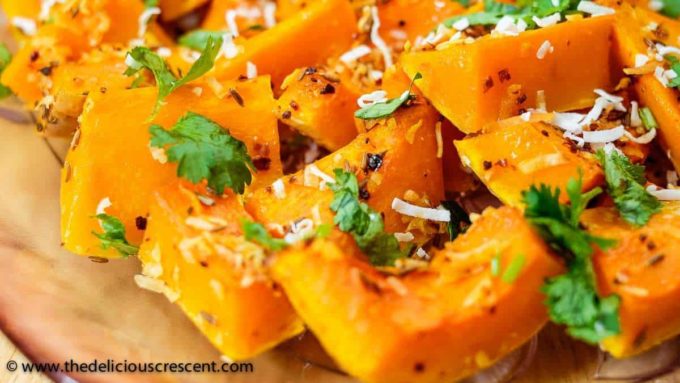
left=329, top=169, right=404, bottom=266
left=522, top=174, right=620, bottom=343
left=125, top=36, right=222, bottom=117
left=639, top=107, right=658, bottom=131
left=178, top=30, right=225, bottom=51
left=596, top=149, right=661, bottom=226
left=501, top=254, right=526, bottom=283
left=665, top=55, right=680, bottom=88
left=442, top=0, right=578, bottom=29
left=354, top=72, right=422, bottom=120
left=149, top=112, right=254, bottom=195
left=243, top=220, right=288, bottom=251
left=0, top=43, right=13, bottom=99
left=92, top=214, right=138, bottom=257
left=441, top=200, right=471, bottom=241
left=144, top=0, right=159, bottom=8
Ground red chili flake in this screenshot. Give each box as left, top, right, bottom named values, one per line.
left=483, top=76, right=494, bottom=93
left=253, top=157, right=272, bottom=171
left=282, top=110, right=292, bottom=119
left=320, top=84, right=335, bottom=95
left=498, top=69, right=511, bottom=83
left=135, top=216, right=148, bottom=230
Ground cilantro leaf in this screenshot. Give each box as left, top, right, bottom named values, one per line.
left=125, top=36, right=222, bottom=117
left=522, top=174, right=620, bottom=343
left=149, top=112, right=254, bottom=195
left=329, top=169, right=403, bottom=266
left=242, top=220, right=288, bottom=251
left=662, top=0, right=680, bottom=18
left=179, top=30, right=225, bottom=51
left=639, top=107, right=658, bottom=130
left=442, top=0, right=577, bottom=29
left=0, top=43, right=13, bottom=99
left=596, top=149, right=661, bottom=226
left=92, top=214, right=139, bottom=257
left=144, top=0, right=159, bottom=8
left=354, top=72, right=422, bottom=120
left=665, top=55, right=680, bottom=88
left=441, top=200, right=471, bottom=241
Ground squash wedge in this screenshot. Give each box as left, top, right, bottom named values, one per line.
left=272, top=206, right=563, bottom=383
left=61, top=77, right=281, bottom=258
left=247, top=96, right=444, bottom=234
left=454, top=115, right=603, bottom=208
left=137, top=182, right=303, bottom=360
left=401, top=16, right=615, bottom=133
left=212, top=0, right=356, bottom=87
left=583, top=203, right=680, bottom=357
left=159, top=0, right=209, bottom=21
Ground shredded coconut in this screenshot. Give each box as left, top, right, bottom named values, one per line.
left=263, top=2, right=277, bottom=28
left=630, top=101, right=642, bottom=127
left=624, top=128, right=657, bottom=144
left=246, top=61, right=258, bottom=79
left=370, top=7, right=393, bottom=68
left=138, top=7, right=161, bottom=39
left=40, top=0, right=65, bottom=21
left=647, top=184, right=680, bottom=200
left=493, top=15, right=528, bottom=36
left=577, top=1, right=615, bottom=16
left=394, top=232, right=415, bottom=242
left=339, top=45, right=372, bottom=64
left=272, top=179, right=286, bottom=199
left=536, top=40, right=554, bottom=59
left=357, top=90, right=388, bottom=108
left=96, top=197, right=112, bottom=215
left=391, top=198, right=451, bottom=222
left=582, top=125, right=625, bottom=143
left=11, top=17, right=37, bottom=36
left=532, top=13, right=561, bottom=28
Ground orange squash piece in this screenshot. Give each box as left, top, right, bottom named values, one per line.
left=212, top=0, right=356, bottom=87
left=610, top=5, right=680, bottom=171
left=137, top=182, right=303, bottom=360
left=272, top=206, right=563, bottom=383
left=247, top=97, right=444, bottom=234
left=159, top=0, right=210, bottom=21
left=61, top=77, right=281, bottom=258
left=401, top=16, right=616, bottom=133
left=377, top=0, right=464, bottom=48
left=276, top=67, right=359, bottom=150
left=454, top=115, right=603, bottom=207
left=582, top=203, right=680, bottom=357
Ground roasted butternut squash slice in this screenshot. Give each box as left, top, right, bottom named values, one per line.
left=401, top=16, right=615, bottom=133
left=159, top=0, right=210, bottom=21
left=212, top=0, right=356, bottom=87
left=61, top=77, right=281, bottom=258
left=582, top=203, right=680, bottom=357
left=454, top=115, right=603, bottom=207
left=276, top=67, right=359, bottom=151
left=247, top=97, right=444, bottom=234
left=272, top=206, right=563, bottom=383
left=610, top=5, right=680, bottom=171
left=137, top=182, right=303, bottom=360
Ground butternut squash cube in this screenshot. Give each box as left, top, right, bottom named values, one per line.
left=583, top=203, right=680, bottom=357
left=401, top=16, right=615, bottom=133
left=61, top=77, right=281, bottom=258
left=272, top=207, right=563, bottom=383
left=138, top=183, right=303, bottom=360
left=454, top=115, right=603, bottom=207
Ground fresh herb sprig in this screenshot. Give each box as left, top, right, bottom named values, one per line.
left=125, top=36, right=222, bottom=117
left=0, top=43, right=13, bottom=99
left=329, top=169, right=404, bottom=266
left=596, top=149, right=661, bottom=226
left=355, top=73, right=422, bottom=120
left=92, top=214, right=139, bottom=257
left=179, top=30, right=225, bottom=51
left=243, top=220, right=288, bottom=251
left=522, top=174, right=620, bottom=343
left=149, top=112, right=254, bottom=195
left=442, top=0, right=580, bottom=30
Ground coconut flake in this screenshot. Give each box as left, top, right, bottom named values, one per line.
left=394, top=232, right=415, bottom=242
left=40, top=0, right=65, bottom=21
left=536, top=40, right=554, bottom=59
left=649, top=0, right=664, bottom=10
left=656, top=43, right=680, bottom=57
left=624, top=128, right=657, bottom=144
left=577, top=1, right=615, bottom=16
left=521, top=111, right=532, bottom=121
left=272, top=179, right=286, bottom=199
left=452, top=17, right=470, bottom=31
left=532, top=13, right=561, bottom=28
left=138, top=7, right=161, bottom=39
left=370, top=7, right=393, bottom=68
left=630, top=101, right=642, bottom=127
left=220, top=33, right=240, bottom=59
left=246, top=61, right=258, bottom=79
left=667, top=170, right=678, bottom=187
left=635, top=54, right=650, bottom=68
left=96, top=197, right=112, bottom=215
left=415, top=248, right=431, bottom=260
left=263, top=2, right=277, bottom=28
left=339, top=45, right=372, bottom=64
left=493, top=15, right=527, bottom=36
left=647, top=185, right=680, bottom=200
left=391, top=198, right=451, bottom=222
left=564, top=131, right=586, bottom=147
left=284, top=218, right=315, bottom=244
left=305, top=164, right=335, bottom=189
left=11, top=17, right=37, bottom=36
left=582, top=125, right=625, bottom=143
left=552, top=112, right=585, bottom=132
left=357, top=90, right=388, bottom=108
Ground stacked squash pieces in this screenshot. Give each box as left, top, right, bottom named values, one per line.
left=4, top=0, right=680, bottom=381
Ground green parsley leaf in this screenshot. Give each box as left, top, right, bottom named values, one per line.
left=596, top=149, right=661, bottom=226
left=178, top=30, right=225, bottom=51
left=453, top=0, right=471, bottom=7
left=441, top=200, right=471, bottom=241
left=662, top=0, right=680, bottom=18
left=92, top=214, right=139, bottom=257
left=665, top=55, right=680, bottom=88
left=354, top=72, right=422, bottom=120
left=329, top=169, right=403, bottom=266
left=639, top=107, right=658, bottom=130
left=442, top=0, right=578, bottom=29
left=242, top=220, right=288, bottom=251
left=144, top=0, right=159, bottom=8
left=125, top=36, right=222, bottom=117
left=149, top=112, right=254, bottom=195
left=522, top=174, right=620, bottom=343
left=0, top=43, right=13, bottom=99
